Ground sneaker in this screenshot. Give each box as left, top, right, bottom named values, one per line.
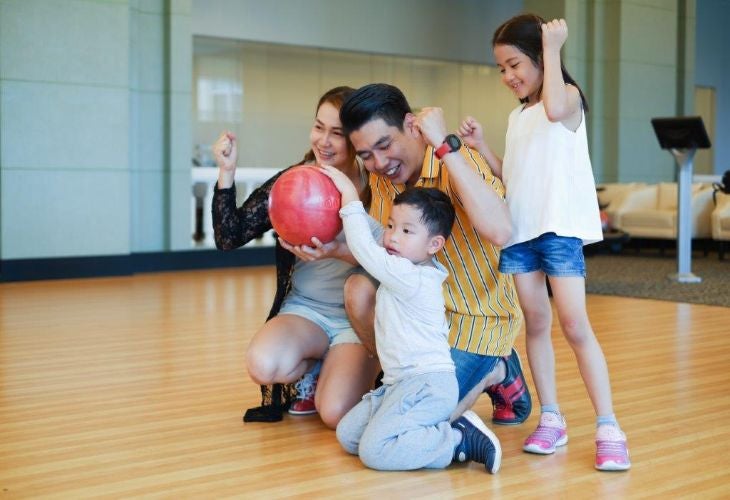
left=484, top=348, right=532, bottom=425
left=595, top=425, right=631, bottom=471
left=288, top=373, right=318, bottom=415
left=451, top=410, right=502, bottom=474
left=523, top=412, right=568, bottom=454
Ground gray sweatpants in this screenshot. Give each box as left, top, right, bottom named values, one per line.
left=336, top=371, right=460, bottom=471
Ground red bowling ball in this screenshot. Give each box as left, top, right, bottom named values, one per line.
left=268, top=165, right=343, bottom=246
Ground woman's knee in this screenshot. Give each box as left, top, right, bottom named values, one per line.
left=245, top=345, right=283, bottom=385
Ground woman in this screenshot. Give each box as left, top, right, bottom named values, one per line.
left=212, top=87, right=379, bottom=429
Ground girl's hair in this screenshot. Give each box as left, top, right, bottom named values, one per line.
left=301, top=86, right=357, bottom=164
left=492, top=13, right=589, bottom=112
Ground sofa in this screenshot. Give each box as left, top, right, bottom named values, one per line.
left=711, top=191, right=730, bottom=259
left=596, top=182, right=647, bottom=230
left=612, top=182, right=714, bottom=240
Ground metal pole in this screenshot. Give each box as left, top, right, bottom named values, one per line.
left=669, top=148, right=701, bottom=283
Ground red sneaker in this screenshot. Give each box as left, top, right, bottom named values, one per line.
left=484, top=348, right=532, bottom=425
left=288, top=373, right=318, bottom=415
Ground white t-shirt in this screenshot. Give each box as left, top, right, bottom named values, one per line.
left=501, top=101, right=603, bottom=247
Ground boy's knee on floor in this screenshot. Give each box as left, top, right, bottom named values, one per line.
left=335, top=424, right=360, bottom=456
left=359, top=441, right=387, bottom=470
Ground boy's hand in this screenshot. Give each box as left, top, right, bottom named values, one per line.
left=542, top=18, right=568, bottom=54
left=319, top=165, right=359, bottom=206
left=457, top=116, right=486, bottom=152
left=213, top=131, right=237, bottom=172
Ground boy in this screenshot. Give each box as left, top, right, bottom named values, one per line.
left=320, top=165, right=501, bottom=473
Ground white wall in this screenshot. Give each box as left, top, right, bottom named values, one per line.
left=0, top=0, right=192, bottom=262
left=695, top=0, right=730, bottom=175
left=191, top=0, right=519, bottom=65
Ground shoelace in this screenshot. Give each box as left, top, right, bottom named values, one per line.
left=294, top=375, right=316, bottom=399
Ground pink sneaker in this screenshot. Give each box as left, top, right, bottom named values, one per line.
left=288, top=373, right=318, bottom=415
left=523, top=412, right=568, bottom=454
left=595, top=425, right=631, bottom=471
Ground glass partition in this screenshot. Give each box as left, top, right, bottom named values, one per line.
left=191, top=36, right=515, bottom=247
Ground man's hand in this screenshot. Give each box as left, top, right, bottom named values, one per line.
left=414, top=107, right=448, bottom=148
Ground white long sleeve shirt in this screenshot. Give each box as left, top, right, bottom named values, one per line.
left=339, top=201, right=454, bottom=385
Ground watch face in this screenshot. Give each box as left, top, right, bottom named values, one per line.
left=446, top=134, right=461, bottom=151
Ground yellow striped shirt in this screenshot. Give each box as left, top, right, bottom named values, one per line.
left=369, top=145, right=523, bottom=356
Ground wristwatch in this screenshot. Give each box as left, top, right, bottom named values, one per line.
left=434, top=134, right=462, bottom=159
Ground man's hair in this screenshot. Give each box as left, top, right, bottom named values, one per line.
left=339, top=83, right=412, bottom=135
left=393, top=187, right=455, bottom=239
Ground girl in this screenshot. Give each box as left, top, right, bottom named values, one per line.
left=458, top=15, right=630, bottom=471
left=212, top=87, right=379, bottom=429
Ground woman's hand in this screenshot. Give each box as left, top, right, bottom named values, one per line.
left=213, top=131, right=237, bottom=189
left=457, top=116, right=486, bottom=153
left=279, top=236, right=344, bottom=262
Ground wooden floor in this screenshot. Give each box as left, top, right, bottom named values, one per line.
left=1, top=267, right=730, bottom=499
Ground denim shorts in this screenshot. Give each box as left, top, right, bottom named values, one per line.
left=450, top=347, right=501, bottom=402
left=499, top=232, right=586, bottom=277
left=279, top=294, right=361, bottom=346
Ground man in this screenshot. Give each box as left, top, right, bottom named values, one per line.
left=339, top=83, right=531, bottom=423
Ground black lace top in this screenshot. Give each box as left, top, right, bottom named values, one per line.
left=212, top=165, right=298, bottom=421
left=212, top=162, right=370, bottom=422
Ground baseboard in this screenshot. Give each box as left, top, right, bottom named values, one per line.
left=0, top=247, right=275, bottom=282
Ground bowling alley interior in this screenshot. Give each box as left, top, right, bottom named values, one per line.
left=1, top=0, right=730, bottom=497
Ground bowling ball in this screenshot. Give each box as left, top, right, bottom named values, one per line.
left=268, top=165, right=342, bottom=246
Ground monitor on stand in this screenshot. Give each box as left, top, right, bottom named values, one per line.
left=650, top=116, right=711, bottom=283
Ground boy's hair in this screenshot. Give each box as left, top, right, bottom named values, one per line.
left=393, top=187, right=455, bottom=240
left=492, top=13, right=589, bottom=112
left=339, top=83, right=412, bottom=135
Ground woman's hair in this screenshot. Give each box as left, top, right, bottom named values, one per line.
left=492, top=13, right=589, bottom=112
left=301, top=86, right=357, bottom=164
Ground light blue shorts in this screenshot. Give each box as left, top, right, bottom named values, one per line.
left=279, top=294, right=361, bottom=347
left=499, top=232, right=586, bottom=277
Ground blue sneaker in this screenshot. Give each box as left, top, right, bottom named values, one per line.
left=452, top=410, right=502, bottom=474
left=484, top=348, right=532, bottom=425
